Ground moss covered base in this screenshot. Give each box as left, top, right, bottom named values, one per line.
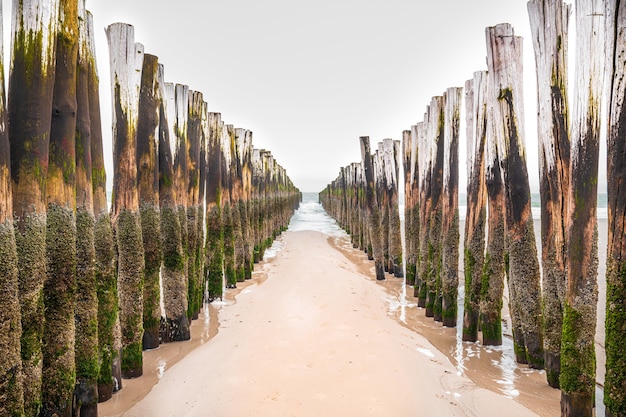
left=462, top=308, right=479, bottom=342
left=140, top=204, right=162, bottom=351
left=545, top=351, right=561, bottom=388
left=160, top=316, right=191, bottom=343
left=481, top=312, right=502, bottom=346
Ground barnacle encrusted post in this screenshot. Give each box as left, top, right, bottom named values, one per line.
left=462, top=73, right=488, bottom=343
left=137, top=53, right=162, bottom=350
left=0, top=0, right=24, bottom=413
left=206, top=112, right=224, bottom=302
left=106, top=22, right=146, bottom=379
left=528, top=0, right=571, bottom=388
left=73, top=4, right=99, bottom=415
left=560, top=2, right=604, bottom=414
left=9, top=0, right=59, bottom=413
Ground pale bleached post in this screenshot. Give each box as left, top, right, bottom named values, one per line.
left=528, top=0, right=571, bottom=388
left=482, top=70, right=506, bottom=347
left=441, top=87, right=462, bottom=327
left=389, top=140, right=403, bottom=277
left=361, top=136, right=385, bottom=280
left=136, top=53, right=162, bottom=350
left=90, top=12, right=119, bottom=399
left=415, top=119, right=429, bottom=306
left=107, top=23, right=146, bottom=378
left=73, top=3, right=98, bottom=414
left=160, top=81, right=189, bottom=342
left=462, top=72, right=488, bottom=342
left=561, top=1, right=604, bottom=414
left=486, top=23, right=543, bottom=367
left=9, top=1, right=58, bottom=412
left=604, top=2, right=626, bottom=415
left=0, top=0, right=23, bottom=413
left=240, top=129, right=254, bottom=280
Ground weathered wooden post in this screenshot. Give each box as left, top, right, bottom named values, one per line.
left=73, top=4, right=98, bottom=414
left=441, top=87, right=462, bottom=327
left=206, top=112, right=224, bottom=301
left=0, top=0, right=24, bottom=413
left=426, top=97, right=445, bottom=321
left=137, top=53, right=162, bottom=350
left=561, top=1, right=604, bottom=414
left=107, top=22, right=145, bottom=378
left=222, top=125, right=237, bottom=288
left=415, top=121, right=429, bottom=305
left=384, top=139, right=403, bottom=278
left=403, top=128, right=419, bottom=287
left=90, top=12, right=118, bottom=400
left=375, top=145, right=389, bottom=274
left=462, top=72, right=488, bottom=342
left=604, top=2, right=626, bottom=415
left=160, top=81, right=189, bottom=341
left=486, top=23, right=543, bottom=367
left=361, top=136, right=385, bottom=280
left=9, top=1, right=58, bottom=413
left=239, top=130, right=254, bottom=280
left=187, top=91, right=203, bottom=320
left=528, top=0, right=571, bottom=388
left=481, top=72, right=506, bottom=347
left=42, top=0, right=79, bottom=414
left=231, top=127, right=246, bottom=284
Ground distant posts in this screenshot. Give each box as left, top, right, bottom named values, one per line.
left=441, top=87, right=462, bottom=327
left=604, top=1, right=626, bottom=415
left=560, top=1, right=604, bottom=415
left=462, top=73, right=488, bottom=342
left=360, top=136, right=385, bottom=280
left=106, top=22, right=146, bottom=379
left=528, top=0, right=571, bottom=388
left=486, top=23, right=543, bottom=368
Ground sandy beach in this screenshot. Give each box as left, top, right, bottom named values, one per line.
left=99, top=227, right=570, bottom=417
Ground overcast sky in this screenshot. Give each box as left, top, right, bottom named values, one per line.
left=2, top=1, right=608, bottom=193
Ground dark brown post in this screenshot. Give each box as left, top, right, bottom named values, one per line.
left=9, top=1, right=58, bottom=413
left=73, top=4, right=98, bottom=414
left=415, top=121, right=429, bottom=305
left=441, top=87, right=462, bottom=327
left=361, top=136, right=385, bottom=280
left=160, top=80, right=189, bottom=341
left=0, top=0, right=24, bottom=413
left=560, top=1, right=603, bottom=414
left=528, top=0, right=571, bottom=388
left=486, top=23, right=543, bottom=367
left=604, top=2, right=626, bottom=415
left=106, top=22, right=145, bottom=378
left=462, top=73, right=488, bottom=342
left=90, top=12, right=119, bottom=400
left=222, top=125, right=237, bottom=289
left=43, top=0, right=79, bottom=414
left=403, top=128, right=419, bottom=287
left=383, top=139, right=403, bottom=278
left=206, top=112, right=224, bottom=301
left=137, top=53, right=162, bottom=350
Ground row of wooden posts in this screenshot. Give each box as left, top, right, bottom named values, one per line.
left=320, top=1, right=626, bottom=416
left=0, top=1, right=300, bottom=417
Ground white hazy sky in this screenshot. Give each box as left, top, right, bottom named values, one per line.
left=2, top=1, right=609, bottom=193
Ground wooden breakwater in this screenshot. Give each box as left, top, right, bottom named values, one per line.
left=0, top=3, right=300, bottom=416
left=321, top=2, right=626, bottom=415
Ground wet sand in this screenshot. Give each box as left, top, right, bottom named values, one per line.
left=103, top=230, right=551, bottom=417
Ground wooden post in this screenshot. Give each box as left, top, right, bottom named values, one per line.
left=482, top=70, right=506, bottom=347
left=205, top=112, right=224, bottom=301
left=604, top=2, right=626, bottom=415
left=415, top=121, right=429, bottom=305
left=222, top=124, right=237, bottom=289
left=73, top=4, right=98, bottom=414
left=9, top=1, right=58, bottom=413
left=462, top=72, right=488, bottom=342
left=425, top=97, right=445, bottom=321
left=240, top=130, right=254, bottom=280
left=106, top=22, right=145, bottom=378
left=560, top=1, right=604, bottom=414
left=160, top=80, right=189, bottom=342
left=375, top=145, right=390, bottom=275
left=0, top=0, right=24, bottom=412
left=441, top=87, right=462, bottom=327
left=43, top=0, right=79, bottom=412
left=187, top=90, right=203, bottom=320
left=90, top=12, right=119, bottom=400
left=486, top=23, right=543, bottom=367
left=383, top=139, right=403, bottom=278
left=136, top=53, right=162, bottom=350
left=231, top=127, right=246, bottom=283
left=361, top=136, right=385, bottom=280
left=528, top=0, right=571, bottom=388
left=403, top=128, right=418, bottom=287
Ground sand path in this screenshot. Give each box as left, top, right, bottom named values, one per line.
left=117, top=230, right=540, bottom=417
